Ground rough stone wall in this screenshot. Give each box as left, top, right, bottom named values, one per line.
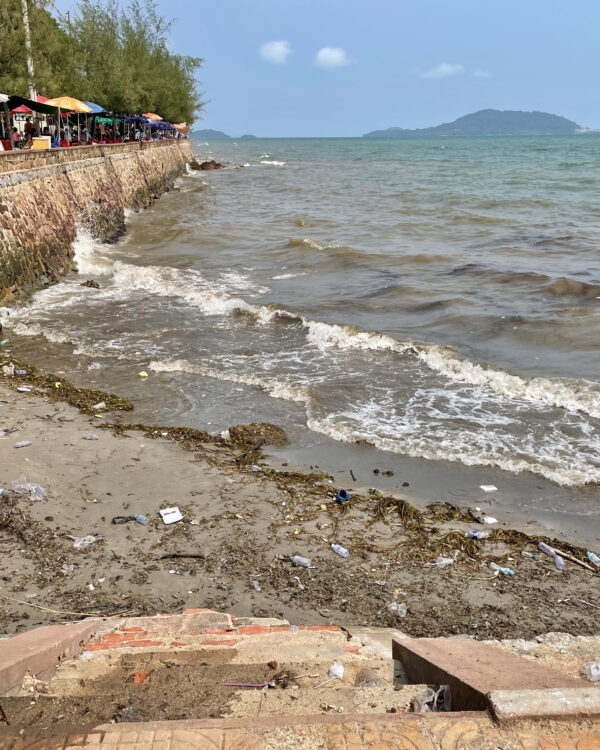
left=0, top=140, right=192, bottom=303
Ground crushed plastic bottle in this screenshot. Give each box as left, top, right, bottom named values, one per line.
left=2, top=362, right=14, bottom=376
left=69, top=534, right=103, bottom=550
left=328, top=660, right=344, bottom=679
left=388, top=601, right=407, bottom=618
left=252, top=580, right=262, bottom=592
left=554, top=555, right=566, bottom=571
left=331, top=543, right=350, bottom=558
left=14, top=440, right=32, bottom=449
left=586, top=662, right=600, bottom=682
left=586, top=552, right=600, bottom=567
left=466, top=530, right=491, bottom=540
left=290, top=555, right=312, bottom=568
left=133, top=514, right=148, bottom=525
left=82, top=433, right=99, bottom=441
left=16, top=386, right=31, bottom=393
left=489, top=562, right=515, bottom=576
left=538, top=542, right=557, bottom=558
left=435, top=556, right=454, bottom=568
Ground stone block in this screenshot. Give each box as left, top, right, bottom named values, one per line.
left=393, top=637, right=586, bottom=711
left=489, top=688, right=600, bottom=723
left=0, top=619, right=98, bottom=695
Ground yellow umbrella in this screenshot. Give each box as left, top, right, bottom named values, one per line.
left=142, top=112, right=163, bottom=121
left=45, top=96, right=92, bottom=113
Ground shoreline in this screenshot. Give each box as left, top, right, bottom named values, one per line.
left=1, top=356, right=599, bottom=640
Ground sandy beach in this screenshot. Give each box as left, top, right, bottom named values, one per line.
left=0, top=360, right=598, bottom=641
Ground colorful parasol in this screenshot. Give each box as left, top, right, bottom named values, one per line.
left=45, top=96, right=92, bottom=113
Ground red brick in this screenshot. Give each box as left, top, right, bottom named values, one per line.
left=125, top=639, right=163, bottom=648
left=86, top=642, right=112, bottom=651
left=239, top=626, right=271, bottom=635
left=171, top=641, right=187, bottom=647
left=270, top=626, right=292, bottom=632
left=133, top=670, right=151, bottom=684
left=204, top=628, right=233, bottom=635
left=119, top=627, right=146, bottom=633
left=101, top=633, right=130, bottom=643
left=342, top=646, right=360, bottom=655
left=184, top=608, right=214, bottom=614
left=201, top=639, right=238, bottom=647
left=307, top=625, right=339, bottom=632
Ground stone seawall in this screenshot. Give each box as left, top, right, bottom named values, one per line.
left=0, top=139, right=192, bottom=303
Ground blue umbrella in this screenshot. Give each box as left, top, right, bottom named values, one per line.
left=84, top=101, right=106, bottom=114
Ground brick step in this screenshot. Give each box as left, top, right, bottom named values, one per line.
left=3, top=711, right=600, bottom=749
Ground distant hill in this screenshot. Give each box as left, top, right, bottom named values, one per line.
left=239, top=134, right=257, bottom=140
left=363, top=109, right=580, bottom=138
left=191, top=129, right=231, bottom=140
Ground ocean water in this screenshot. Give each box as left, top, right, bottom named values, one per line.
left=2, top=136, right=600, bottom=530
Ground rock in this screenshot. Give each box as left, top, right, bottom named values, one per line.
left=189, top=159, right=224, bottom=171
left=354, top=667, right=383, bottom=688
left=81, top=279, right=100, bottom=289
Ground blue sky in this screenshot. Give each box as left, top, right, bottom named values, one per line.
left=52, top=0, right=599, bottom=137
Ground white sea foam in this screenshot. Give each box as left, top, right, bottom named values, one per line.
left=272, top=272, right=308, bottom=280
left=260, top=160, right=286, bottom=166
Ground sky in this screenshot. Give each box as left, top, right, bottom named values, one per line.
left=52, top=0, right=600, bottom=137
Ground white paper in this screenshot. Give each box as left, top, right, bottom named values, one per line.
left=160, top=506, right=183, bottom=525
left=480, top=485, right=498, bottom=492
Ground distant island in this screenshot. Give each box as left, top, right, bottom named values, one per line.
left=363, top=109, right=581, bottom=138
left=191, top=129, right=231, bottom=140
left=240, top=134, right=257, bottom=140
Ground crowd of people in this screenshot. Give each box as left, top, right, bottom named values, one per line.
left=1, top=114, right=185, bottom=151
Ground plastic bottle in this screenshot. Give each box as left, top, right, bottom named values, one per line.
left=489, top=562, right=515, bottom=576
left=586, top=662, right=600, bottom=682
left=538, top=542, right=556, bottom=557
left=290, top=555, right=312, bottom=568
left=466, top=530, right=490, bottom=540
left=388, top=602, right=407, bottom=618
left=331, top=543, right=350, bottom=558
left=133, top=514, right=149, bottom=525
left=435, top=556, right=454, bottom=568
left=554, top=555, right=566, bottom=571
left=586, top=551, right=600, bottom=567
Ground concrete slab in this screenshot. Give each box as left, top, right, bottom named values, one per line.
left=0, top=619, right=99, bottom=695
left=393, top=637, right=586, bottom=711
left=489, top=687, right=600, bottom=723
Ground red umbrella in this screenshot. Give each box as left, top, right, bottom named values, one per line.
left=10, top=94, right=48, bottom=115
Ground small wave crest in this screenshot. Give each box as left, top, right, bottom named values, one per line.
left=260, top=160, right=286, bottom=166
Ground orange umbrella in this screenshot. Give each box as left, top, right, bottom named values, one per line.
left=45, top=96, right=92, bottom=113
left=173, top=122, right=189, bottom=135
left=142, top=112, right=163, bottom=121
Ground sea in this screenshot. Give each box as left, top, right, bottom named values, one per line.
left=3, top=136, right=600, bottom=543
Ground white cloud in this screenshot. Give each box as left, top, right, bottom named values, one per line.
left=315, top=47, right=350, bottom=69
left=260, top=40, right=292, bottom=65
left=474, top=69, right=492, bottom=78
left=422, top=63, right=465, bottom=79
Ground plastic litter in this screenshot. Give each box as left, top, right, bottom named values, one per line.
left=434, top=556, right=454, bottom=569
left=489, top=562, right=515, bottom=576
left=480, top=485, right=497, bottom=492
left=466, top=530, right=490, bottom=539
left=538, top=542, right=557, bottom=558
left=14, top=440, right=32, bottom=448
left=416, top=685, right=452, bottom=712
left=388, top=601, right=407, bottom=618
left=2, top=362, right=14, bottom=376
left=69, top=534, right=103, bottom=550
left=521, top=551, right=537, bottom=559
left=60, top=564, right=74, bottom=576
left=11, top=475, right=47, bottom=501
left=252, top=580, right=262, bottom=592
left=16, top=386, right=31, bottom=393
left=160, top=507, right=183, bottom=525
left=92, top=401, right=106, bottom=410
left=586, top=551, right=600, bottom=567
left=80, top=651, right=94, bottom=661
left=138, top=371, right=148, bottom=378
left=468, top=507, right=495, bottom=524
left=336, top=489, right=351, bottom=504
left=328, top=660, right=344, bottom=679
left=82, top=433, right=99, bottom=440
left=483, top=516, right=498, bottom=524
left=222, top=681, right=275, bottom=689
left=15, top=369, right=26, bottom=375
left=251, top=465, right=262, bottom=472
left=112, top=514, right=149, bottom=525
left=290, top=555, right=313, bottom=568
left=554, top=555, right=566, bottom=572
left=0, top=339, right=8, bottom=345
left=331, top=543, right=350, bottom=558
left=585, top=662, right=600, bottom=682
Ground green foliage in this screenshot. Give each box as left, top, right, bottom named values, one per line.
left=0, top=0, right=203, bottom=123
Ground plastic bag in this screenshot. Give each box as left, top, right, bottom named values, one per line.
left=11, top=475, right=47, bottom=502
left=328, top=660, right=344, bottom=679
left=69, top=534, right=103, bottom=550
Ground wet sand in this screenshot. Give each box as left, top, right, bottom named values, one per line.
left=0, top=367, right=599, bottom=641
